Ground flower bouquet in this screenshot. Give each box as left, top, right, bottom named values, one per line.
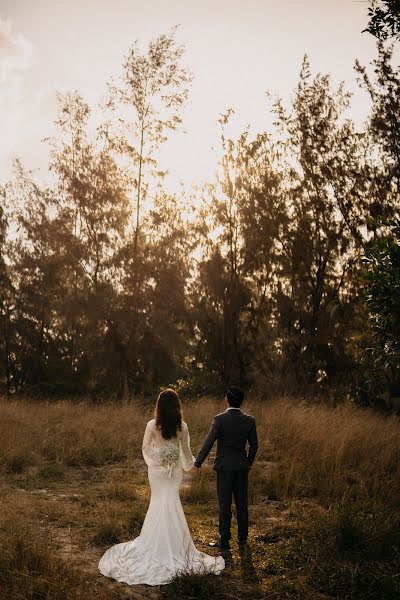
left=158, top=441, right=180, bottom=477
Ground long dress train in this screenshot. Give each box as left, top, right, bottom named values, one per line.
left=98, top=419, right=225, bottom=585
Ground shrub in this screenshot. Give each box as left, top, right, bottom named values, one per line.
left=92, top=523, right=124, bottom=546
left=38, top=463, right=65, bottom=480
left=160, top=571, right=223, bottom=600
left=2, top=449, right=35, bottom=473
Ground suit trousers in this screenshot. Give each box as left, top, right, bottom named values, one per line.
left=216, top=469, right=249, bottom=544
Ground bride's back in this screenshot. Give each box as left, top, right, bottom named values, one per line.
left=147, top=418, right=188, bottom=446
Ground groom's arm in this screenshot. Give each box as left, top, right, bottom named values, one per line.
left=194, top=417, right=220, bottom=468
left=247, top=418, right=258, bottom=467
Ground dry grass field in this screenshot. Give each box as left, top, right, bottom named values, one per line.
left=1, top=396, right=399, bottom=599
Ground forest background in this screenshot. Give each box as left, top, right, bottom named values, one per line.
left=0, top=1, right=399, bottom=409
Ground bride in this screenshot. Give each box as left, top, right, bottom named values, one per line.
left=98, top=388, right=225, bottom=586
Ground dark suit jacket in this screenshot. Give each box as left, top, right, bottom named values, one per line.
left=194, top=408, right=258, bottom=471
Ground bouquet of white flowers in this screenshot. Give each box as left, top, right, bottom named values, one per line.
left=158, top=441, right=180, bottom=477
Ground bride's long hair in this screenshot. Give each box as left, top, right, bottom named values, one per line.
left=155, top=388, right=183, bottom=439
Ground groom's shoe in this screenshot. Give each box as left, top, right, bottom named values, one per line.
left=208, top=540, right=230, bottom=550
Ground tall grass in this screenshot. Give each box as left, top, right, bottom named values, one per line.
left=0, top=398, right=151, bottom=470
left=0, top=496, right=103, bottom=600
left=259, top=400, right=400, bottom=503
left=1, top=395, right=399, bottom=505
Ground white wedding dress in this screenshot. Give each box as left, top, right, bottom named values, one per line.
left=98, top=419, right=225, bottom=585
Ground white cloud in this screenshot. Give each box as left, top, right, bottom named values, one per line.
left=0, top=82, right=60, bottom=183
left=0, top=15, right=32, bottom=84
left=0, top=16, right=36, bottom=180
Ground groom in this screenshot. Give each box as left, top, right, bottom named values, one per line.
left=194, top=386, right=258, bottom=550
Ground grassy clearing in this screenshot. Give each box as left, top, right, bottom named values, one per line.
left=0, top=395, right=399, bottom=599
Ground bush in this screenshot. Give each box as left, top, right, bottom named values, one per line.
left=38, top=463, right=65, bottom=480
left=92, top=523, right=124, bottom=546
left=3, top=450, right=35, bottom=473
left=160, top=571, right=223, bottom=600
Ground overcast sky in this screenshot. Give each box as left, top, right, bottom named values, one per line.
left=0, top=0, right=387, bottom=193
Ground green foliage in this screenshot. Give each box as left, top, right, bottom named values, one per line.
left=364, top=1, right=400, bottom=40
left=356, top=43, right=400, bottom=203
left=0, top=191, right=16, bottom=397
left=362, top=219, right=400, bottom=398
left=175, top=374, right=226, bottom=400
left=354, top=44, right=400, bottom=406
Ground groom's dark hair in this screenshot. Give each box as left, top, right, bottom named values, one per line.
left=226, top=386, right=244, bottom=408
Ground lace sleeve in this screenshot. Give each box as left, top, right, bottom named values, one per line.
left=179, top=421, right=195, bottom=472
left=142, top=420, right=161, bottom=467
